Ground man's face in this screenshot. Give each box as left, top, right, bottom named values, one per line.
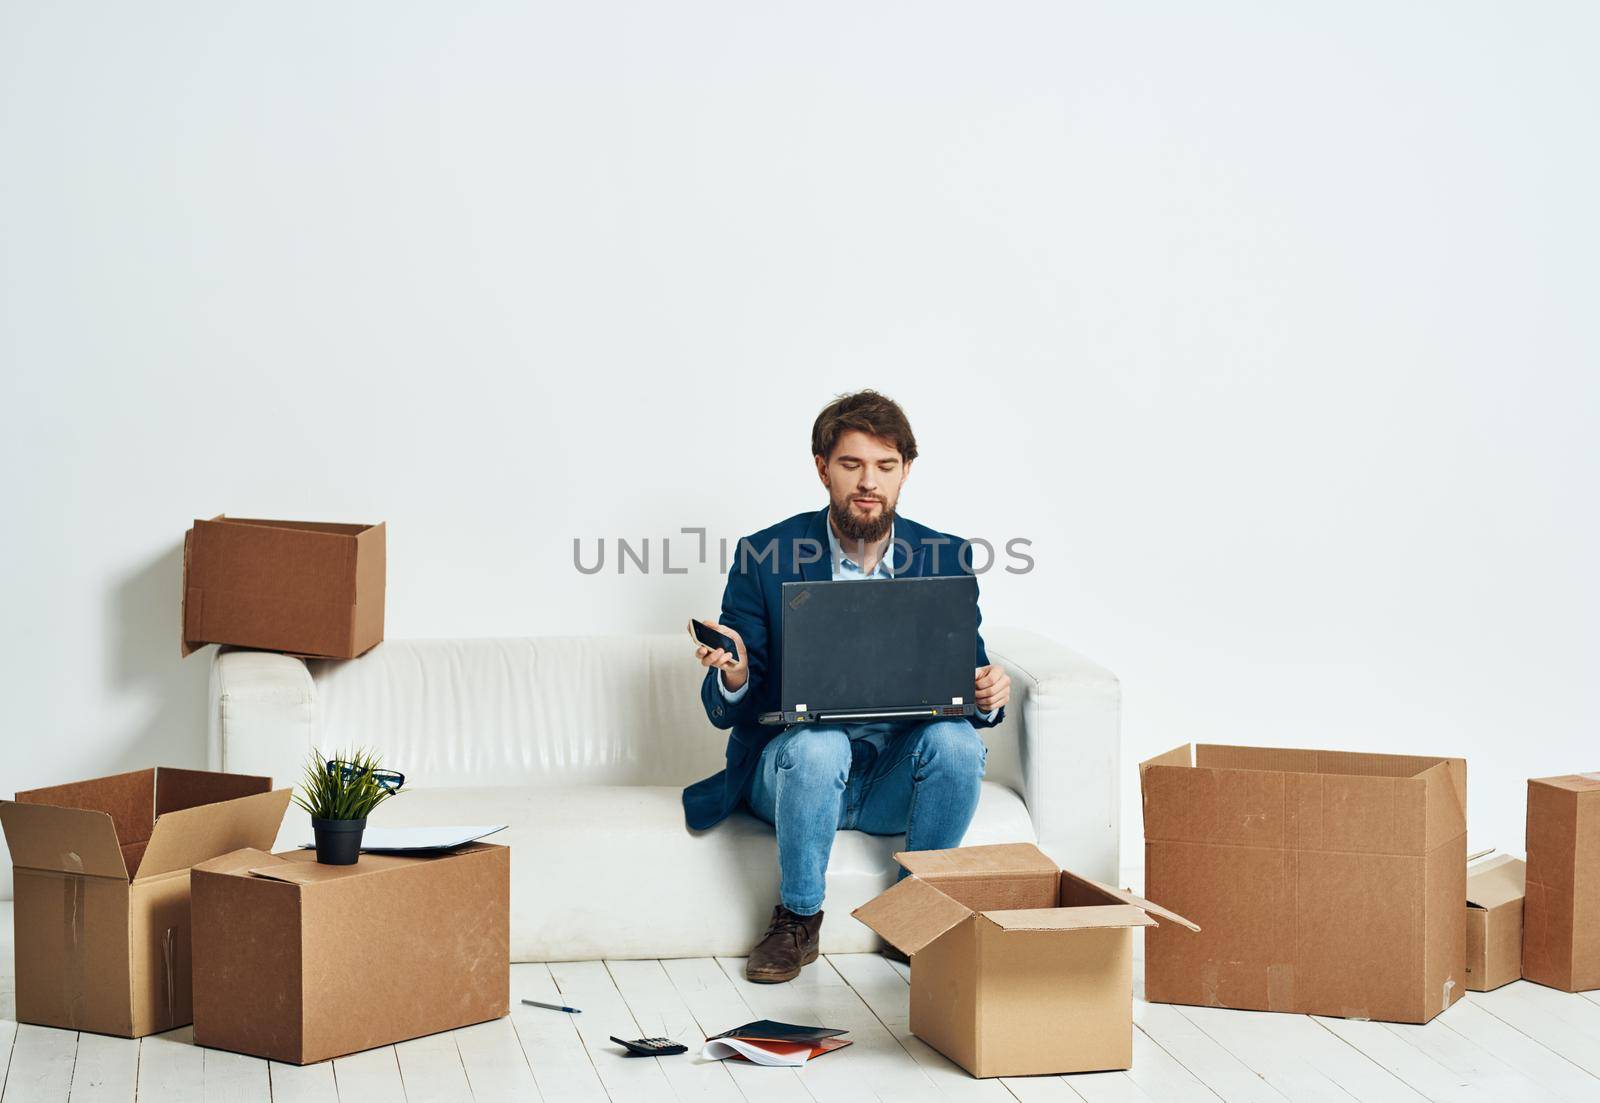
left=816, top=429, right=911, bottom=543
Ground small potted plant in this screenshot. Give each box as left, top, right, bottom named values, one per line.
left=293, top=747, right=405, bottom=864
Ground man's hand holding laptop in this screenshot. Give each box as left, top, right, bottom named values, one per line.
left=974, top=663, right=1011, bottom=714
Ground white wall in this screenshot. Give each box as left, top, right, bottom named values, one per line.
left=3, top=1, right=1596, bottom=897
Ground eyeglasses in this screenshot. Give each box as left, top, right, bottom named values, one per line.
left=325, top=760, right=405, bottom=792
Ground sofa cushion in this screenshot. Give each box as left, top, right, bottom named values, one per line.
left=352, top=780, right=1036, bottom=960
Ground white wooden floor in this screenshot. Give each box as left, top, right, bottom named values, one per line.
left=4, top=899, right=1600, bottom=1102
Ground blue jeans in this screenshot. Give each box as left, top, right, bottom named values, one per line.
left=743, top=718, right=988, bottom=916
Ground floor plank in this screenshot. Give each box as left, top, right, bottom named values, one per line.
left=509, top=963, right=609, bottom=1103
left=1314, top=1015, right=1498, bottom=1103
left=605, top=959, right=745, bottom=1102
left=135, top=1027, right=203, bottom=1103
left=1381, top=1010, right=1549, bottom=1103
left=718, top=955, right=933, bottom=1102
left=1122, top=1029, right=1222, bottom=1103
left=998, top=1075, right=1089, bottom=1102
left=65, top=1032, right=138, bottom=1103
left=1435, top=996, right=1600, bottom=1102
left=265, top=1060, right=337, bottom=1103
left=1472, top=981, right=1600, bottom=1078
left=1174, top=1003, right=1424, bottom=1103
left=202, top=1045, right=271, bottom=1102
left=453, top=1016, right=543, bottom=1102
left=826, top=952, right=1011, bottom=1102
left=394, top=1031, right=473, bottom=1103
left=1131, top=1002, right=1284, bottom=1103
left=0, top=1019, right=16, bottom=1103
left=329, top=1046, right=406, bottom=1103
left=660, top=957, right=813, bottom=1103
left=549, top=959, right=676, bottom=1103
left=3, top=1025, right=76, bottom=1102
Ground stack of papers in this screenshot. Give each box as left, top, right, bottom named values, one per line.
left=299, top=825, right=507, bottom=853
left=701, top=1020, right=851, bottom=1066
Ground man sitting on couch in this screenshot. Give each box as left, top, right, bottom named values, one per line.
left=682, top=389, right=1011, bottom=982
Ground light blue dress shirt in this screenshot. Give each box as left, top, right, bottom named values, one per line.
left=717, top=521, right=999, bottom=722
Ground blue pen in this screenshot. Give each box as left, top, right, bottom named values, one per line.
left=522, top=998, right=582, bottom=1014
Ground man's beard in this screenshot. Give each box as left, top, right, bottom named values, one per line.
left=830, top=492, right=896, bottom=543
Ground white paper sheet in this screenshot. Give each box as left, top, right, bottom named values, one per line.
left=700, top=1038, right=809, bottom=1067
left=299, top=825, right=507, bottom=852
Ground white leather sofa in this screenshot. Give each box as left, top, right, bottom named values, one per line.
left=209, top=629, right=1119, bottom=961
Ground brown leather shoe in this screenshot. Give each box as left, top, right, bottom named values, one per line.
left=746, top=905, right=824, bottom=983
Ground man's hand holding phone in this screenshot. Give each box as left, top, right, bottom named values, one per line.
left=691, top=619, right=750, bottom=693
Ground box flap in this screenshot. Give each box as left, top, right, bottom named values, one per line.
left=982, top=905, right=1155, bottom=932
left=851, top=875, right=973, bottom=956
left=155, top=768, right=272, bottom=815
left=243, top=849, right=428, bottom=885
left=1466, top=854, right=1526, bottom=910
left=0, top=801, right=128, bottom=879
left=1062, top=871, right=1202, bottom=931
left=193, top=847, right=280, bottom=877
left=1139, top=744, right=1193, bottom=774
left=894, top=842, right=1058, bottom=881
left=134, top=789, right=291, bottom=881
left=16, top=769, right=157, bottom=849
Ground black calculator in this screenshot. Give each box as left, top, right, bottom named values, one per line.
left=610, top=1036, right=688, bottom=1057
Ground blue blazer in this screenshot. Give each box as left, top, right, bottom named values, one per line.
left=681, top=505, right=1005, bottom=832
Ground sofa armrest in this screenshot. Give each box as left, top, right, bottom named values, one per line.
left=984, top=628, right=1121, bottom=882
left=208, top=648, right=316, bottom=834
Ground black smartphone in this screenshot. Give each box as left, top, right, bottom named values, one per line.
left=688, top=619, right=740, bottom=664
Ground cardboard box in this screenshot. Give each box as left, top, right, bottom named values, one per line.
left=191, top=843, right=509, bottom=1064
left=1465, top=853, right=1525, bottom=992
left=851, top=843, right=1197, bottom=1078
left=181, top=515, right=386, bottom=659
left=1140, top=744, right=1467, bottom=1024
left=0, top=769, right=290, bottom=1037
left=1522, top=772, right=1600, bottom=992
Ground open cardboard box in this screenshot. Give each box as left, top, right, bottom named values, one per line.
left=191, top=843, right=509, bottom=1064
left=1140, top=744, right=1467, bottom=1023
left=181, top=515, right=385, bottom=659
left=1465, top=851, right=1525, bottom=993
left=0, top=768, right=290, bottom=1037
left=1523, top=772, right=1600, bottom=992
left=852, top=842, right=1197, bottom=1078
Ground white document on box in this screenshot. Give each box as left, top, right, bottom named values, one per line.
left=700, top=1038, right=808, bottom=1067
left=300, top=825, right=507, bottom=852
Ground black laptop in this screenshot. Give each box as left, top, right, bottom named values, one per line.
left=758, top=575, right=979, bottom=725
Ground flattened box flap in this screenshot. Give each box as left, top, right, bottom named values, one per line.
left=1061, top=871, right=1201, bottom=931
left=852, top=875, right=973, bottom=956
left=982, top=905, right=1154, bottom=932
left=136, top=789, right=292, bottom=882
left=0, top=802, right=128, bottom=879
left=1466, top=855, right=1526, bottom=911
left=895, top=842, right=1058, bottom=880
left=194, top=847, right=278, bottom=877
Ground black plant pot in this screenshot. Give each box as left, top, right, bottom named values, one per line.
left=312, top=817, right=367, bottom=865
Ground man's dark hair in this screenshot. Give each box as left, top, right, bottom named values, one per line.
left=811, top=389, right=919, bottom=464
